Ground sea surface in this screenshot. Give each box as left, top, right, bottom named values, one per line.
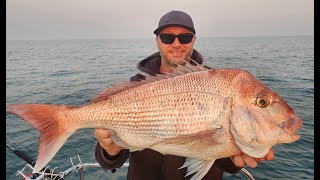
left=6, top=36, right=314, bottom=180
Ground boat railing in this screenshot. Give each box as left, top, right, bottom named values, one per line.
left=16, top=154, right=130, bottom=180
left=7, top=144, right=254, bottom=180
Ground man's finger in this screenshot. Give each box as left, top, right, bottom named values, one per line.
left=94, top=129, right=111, bottom=139
left=242, top=154, right=257, bottom=168
left=255, top=157, right=265, bottom=162
left=265, top=149, right=274, bottom=160
left=231, top=154, right=245, bottom=168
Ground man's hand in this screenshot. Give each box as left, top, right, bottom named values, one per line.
left=230, top=149, right=274, bottom=168
left=94, top=128, right=123, bottom=156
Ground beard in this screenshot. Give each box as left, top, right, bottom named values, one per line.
left=159, top=48, right=193, bottom=67
left=167, top=57, right=185, bottom=66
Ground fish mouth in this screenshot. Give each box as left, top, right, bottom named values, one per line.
left=277, top=115, right=302, bottom=139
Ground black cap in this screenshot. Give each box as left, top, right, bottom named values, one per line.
left=153, top=10, right=195, bottom=35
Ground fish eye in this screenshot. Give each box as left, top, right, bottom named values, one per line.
left=256, top=97, right=269, bottom=108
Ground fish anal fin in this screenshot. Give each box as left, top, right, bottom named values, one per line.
left=180, top=158, right=216, bottom=180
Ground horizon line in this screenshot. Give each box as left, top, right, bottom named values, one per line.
left=6, top=34, right=314, bottom=41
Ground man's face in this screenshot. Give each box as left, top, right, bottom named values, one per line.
left=156, top=26, right=196, bottom=65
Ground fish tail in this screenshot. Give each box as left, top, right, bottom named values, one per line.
left=6, top=104, right=76, bottom=173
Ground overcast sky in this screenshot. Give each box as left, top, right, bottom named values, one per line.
left=6, top=0, right=314, bottom=40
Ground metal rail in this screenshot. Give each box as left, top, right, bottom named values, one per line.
left=15, top=154, right=129, bottom=180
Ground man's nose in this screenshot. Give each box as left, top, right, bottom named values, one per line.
left=171, top=37, right=182, bottom=47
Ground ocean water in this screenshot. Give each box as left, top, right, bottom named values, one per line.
left=6, top=36, right=314, bottom=180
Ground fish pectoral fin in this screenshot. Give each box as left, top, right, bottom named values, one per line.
left=179, top=158, right=216, bottom=180
left=150, top=128, right=226, bottom=150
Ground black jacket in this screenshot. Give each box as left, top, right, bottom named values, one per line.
left=95, top=50, right=241, bottom=180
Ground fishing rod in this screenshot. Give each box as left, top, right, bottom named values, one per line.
left=6, top=143, right=62, bottom=179
left=6, top=144, right=35, bottom=166
left=7, top=144, right=254, bottom=180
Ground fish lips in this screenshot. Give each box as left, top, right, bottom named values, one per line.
left=277, top=115, right=302, bottom=141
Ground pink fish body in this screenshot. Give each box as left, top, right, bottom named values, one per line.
left=7, top=62, right=302, bottom=180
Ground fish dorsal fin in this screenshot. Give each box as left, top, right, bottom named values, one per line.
left=153, top=57, right=208, bottom=80
left=91, top=58, right=208, bottom=103
left=187, top=56, right=208, bottom=71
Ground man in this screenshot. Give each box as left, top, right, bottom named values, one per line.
left=95, top=10, right=274, bottom=179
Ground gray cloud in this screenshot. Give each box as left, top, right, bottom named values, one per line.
left=6, top=0, right=314, bottom=40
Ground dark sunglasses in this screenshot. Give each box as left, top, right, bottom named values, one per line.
left=158, top=33, right=194, bottom=44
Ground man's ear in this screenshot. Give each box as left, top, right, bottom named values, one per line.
left=193, top=35, right=197, bottom=43
left=156, top=37, right=161, bottom=48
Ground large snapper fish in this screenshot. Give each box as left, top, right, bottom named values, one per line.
left=7, top=61, right=302, bottom=180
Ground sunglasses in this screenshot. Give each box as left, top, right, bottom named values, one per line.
left=158, top=33, right=194, bottom=44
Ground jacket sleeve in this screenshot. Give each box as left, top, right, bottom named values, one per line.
left=214, top=158, right=241, bottom=174
left=95, top=142, right=130, bottom=170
